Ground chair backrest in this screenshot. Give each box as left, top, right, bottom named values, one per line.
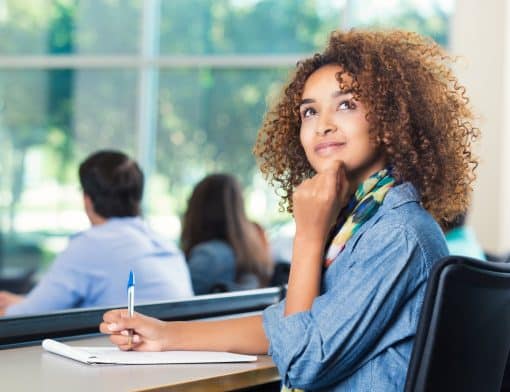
left=0, top=266, right=36, bottom=294
left=404, top=256, right=510, bottom=392
left=485, top=251, right=510, bottom=263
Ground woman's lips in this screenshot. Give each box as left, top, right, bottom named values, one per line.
left=314, top=142, right=346, bottom=155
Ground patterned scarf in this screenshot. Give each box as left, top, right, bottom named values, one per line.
left=324, top=168, right=395, bottom=267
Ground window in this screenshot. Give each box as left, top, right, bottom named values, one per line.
left=0, top=0, right=452, bottom=286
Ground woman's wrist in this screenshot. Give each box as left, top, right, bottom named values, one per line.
left=162, top=321, right=182, bottom=351
left=294, top=229, right=327, bottom=249
left=293, top=230, right=327, bottom=266
left=286, top=234, right=324, bottom=315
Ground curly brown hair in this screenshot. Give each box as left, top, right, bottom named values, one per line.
left=254, top=29, right=479, bottom=227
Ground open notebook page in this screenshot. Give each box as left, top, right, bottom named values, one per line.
left=42, top=339, right=257, bottom=365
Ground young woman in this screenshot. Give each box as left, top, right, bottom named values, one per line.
left=100, top=30, right=478, bottom=390
left=181, top=173, right=273, bottom=294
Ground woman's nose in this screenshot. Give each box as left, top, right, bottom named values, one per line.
left=315, top=117, right=337, bottom=136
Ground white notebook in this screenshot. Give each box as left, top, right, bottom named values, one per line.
left=42, top=339, right=257, bottom=365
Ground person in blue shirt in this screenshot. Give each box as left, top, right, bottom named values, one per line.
left=100, top=30, right=479, bottom=391
left=181, top=173, right=273, bottom=295
left=0, top=150, right=193, bottom=316
left=444, top=213, right=487, bottom=260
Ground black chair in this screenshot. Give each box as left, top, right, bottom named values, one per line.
left=404, top=256, right=510, bottom=392
left=269, top=260, right=290, bottom=287
left=0, top=266, right=36, bottom=294
left=485, top=251, right=510, bottom=263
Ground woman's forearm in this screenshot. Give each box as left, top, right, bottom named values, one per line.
left=284, top=233, right=324, bottom=316
left=165, top=314, right=269, bottom=354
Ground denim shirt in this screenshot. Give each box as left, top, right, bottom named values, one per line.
left=263, top=183, right=448, bottom=391
left=188, top=240, right=260, bottom=295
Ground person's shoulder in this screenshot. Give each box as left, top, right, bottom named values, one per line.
left=341, top=184, right=447, bottom=276
left=66, top=226, right=97, bottom=247
left=365, top=182, right=448, bottom=259
left=51, top=228, right=99, bottom=265
left=349, top=183, right=445, bottom=251
left=64, top=218, right=136, bottom=251
left=187, top=240, right=236, bottom=285
left=191, top=240, right=234, bottom=258
left=379, top=183, right=439, bottom=231
left=78, top=217, right=149, bottom=242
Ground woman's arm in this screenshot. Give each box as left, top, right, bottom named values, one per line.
left=170, top=315, right=269, bottom=353
left=285, top=233, right=325, bottom=315
left=100, top=311, right=269, bottom=354
left=285, top=160, right=349, bottom=315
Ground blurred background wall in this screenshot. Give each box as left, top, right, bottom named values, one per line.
left=451, top=0, right=510, bottom=254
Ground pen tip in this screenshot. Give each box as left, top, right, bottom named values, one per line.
left=128, top=270, right=135, bottom=288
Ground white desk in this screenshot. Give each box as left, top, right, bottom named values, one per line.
left=0, top=335, right=279, bottom=391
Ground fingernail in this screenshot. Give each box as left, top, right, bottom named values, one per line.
left=120, top=330, right=129, bottom=336
left=107, top=323, right=118, bottom=331
left=133, top=335, right=140, bottom=343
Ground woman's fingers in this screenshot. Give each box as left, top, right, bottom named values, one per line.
left=99, top=321, right=129, bottom=336
left=110, top=333, right=142, bottom=348
left=100, top=317, right=129, bottom=339
left=101, top=310, right=164, bottom=351
left=99, top=321, right=111, bottom=334
left=101, top=309, right=143, bottom=332
left=103, top=309, right=128, bottom=323
left=316, top=158, right=343, bottom=174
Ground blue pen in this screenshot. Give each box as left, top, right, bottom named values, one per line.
left=127, top=270, right=135, bottom=347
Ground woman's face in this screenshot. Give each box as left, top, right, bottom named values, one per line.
left=299, top=64, right=386, bottom=183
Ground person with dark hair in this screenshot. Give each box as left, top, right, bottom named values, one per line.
left=0, top=150, right=192, bottom=316
left=101, top=30, right=478, bottom=390
left=181, top=173, right=273, bottom=294
left=79, top=150, right=144, bottom=219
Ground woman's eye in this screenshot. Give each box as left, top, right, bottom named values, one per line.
left=339, top=100, right=356, bottom=110
left=301, top=107, right=315, bottom=118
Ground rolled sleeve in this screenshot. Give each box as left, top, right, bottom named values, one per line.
left=263, top=224, right=428, bottom=390
left=263, top=301, right=321, bottom=387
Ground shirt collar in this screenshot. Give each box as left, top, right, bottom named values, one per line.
left=380, top=182, right=420, bottom=212
left=339, top=182, right=420, bottom=256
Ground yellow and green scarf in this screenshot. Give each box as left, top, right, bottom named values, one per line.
left=324, top=168, right=395, bottom=267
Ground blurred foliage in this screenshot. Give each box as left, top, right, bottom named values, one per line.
left=159, top=0, right=339, bottom=54
left=353, top=0, right=450, bottom=46
left=0, top=0, right=450, bottom=244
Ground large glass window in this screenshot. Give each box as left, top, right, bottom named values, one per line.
left=0, top=0, right=453, bottom=297
left=159, top=0, right=343, bottom=54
